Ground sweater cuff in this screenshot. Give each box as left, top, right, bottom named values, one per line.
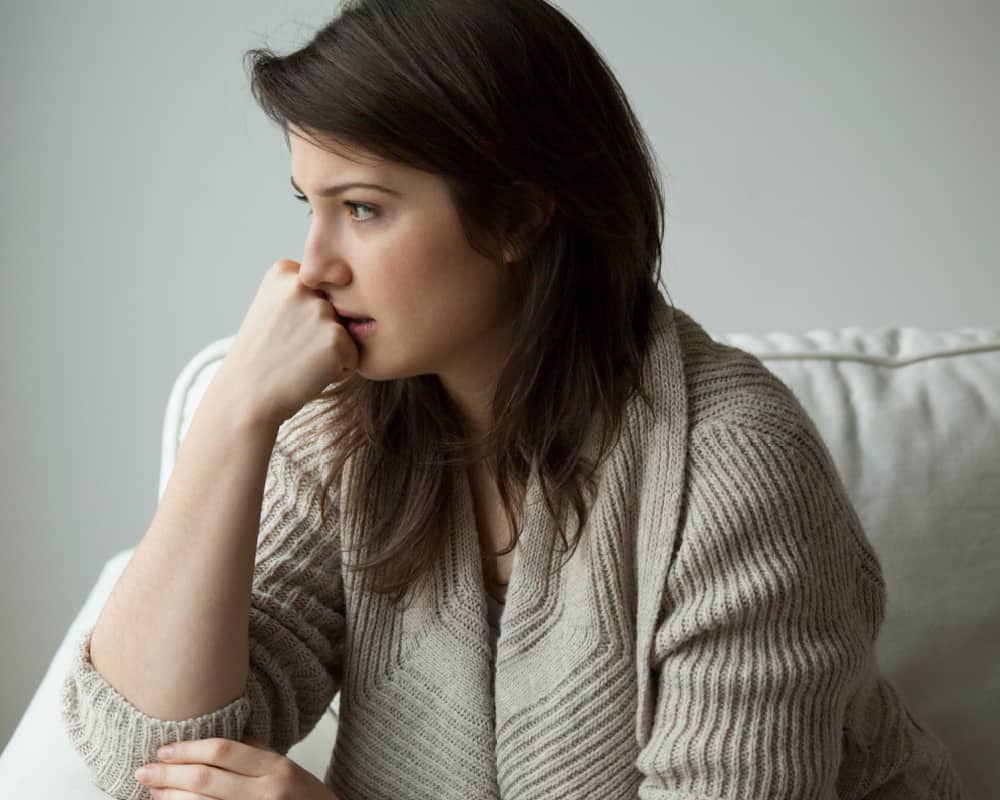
left=60, top=624, right=251, bottom=800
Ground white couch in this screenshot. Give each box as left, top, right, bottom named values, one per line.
left=1, top=317, right=995, bottom=798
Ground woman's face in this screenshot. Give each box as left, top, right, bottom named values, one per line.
left=289, top=127, right=515, bottom=410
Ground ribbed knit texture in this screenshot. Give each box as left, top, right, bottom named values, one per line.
left=61, top=292, right=965, bottom=800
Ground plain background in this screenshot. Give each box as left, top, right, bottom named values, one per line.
left=1, top=0, right=997, bottom=754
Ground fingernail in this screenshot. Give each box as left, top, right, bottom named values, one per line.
left=158, top=746, right=174, bottom=759
left=134, top=767, right=151, bottom=782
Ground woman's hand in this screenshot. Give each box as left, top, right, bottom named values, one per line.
left=211, top=258, right=360, bottom=430
left=134, top=735, right=338, bottom=799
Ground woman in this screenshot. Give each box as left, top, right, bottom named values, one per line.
left=62, top=1, right=964, bottom=798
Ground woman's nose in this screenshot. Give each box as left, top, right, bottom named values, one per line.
left=297, top=256, right=351, bottom=290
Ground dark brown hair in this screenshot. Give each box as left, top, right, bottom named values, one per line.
left=244, top=0, right=673, bottom=604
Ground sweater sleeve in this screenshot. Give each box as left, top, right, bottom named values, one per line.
left=60, top=438, right=345, bottom=800
left=635, top=420, right=887, bottom=800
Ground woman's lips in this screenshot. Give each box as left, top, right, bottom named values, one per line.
left=345, top=318, right=376, bottom=339
left=332, top=303, right=372, bottom=321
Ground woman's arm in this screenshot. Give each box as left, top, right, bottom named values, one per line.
left=88, top=379, right=281, bottom=720
left=62, top=385, right=346, bottom=799
left=633, top=420, right=954, bottom=798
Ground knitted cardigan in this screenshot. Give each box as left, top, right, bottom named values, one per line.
left=61, top=292, right=965, bottom=799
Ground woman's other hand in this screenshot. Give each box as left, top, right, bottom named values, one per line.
left=133, top=735, right=339, bottom=799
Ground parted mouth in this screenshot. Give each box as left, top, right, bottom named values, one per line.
left=331, top=303, right=374, bottom=323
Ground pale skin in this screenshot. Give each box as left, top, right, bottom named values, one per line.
left=135, top=128, right=550, bottom=794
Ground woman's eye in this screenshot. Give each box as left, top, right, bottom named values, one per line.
left=293, top=193, right=377, bottom=222
left=345, top=201, right=377, bottom=222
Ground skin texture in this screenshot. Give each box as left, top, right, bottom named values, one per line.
left=289, top=124, right=519, bottom=441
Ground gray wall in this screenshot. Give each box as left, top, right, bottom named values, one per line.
left=1, top=0, right=997, bottom=752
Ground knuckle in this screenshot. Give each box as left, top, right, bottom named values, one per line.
left=192, top=764, right=213, bottom=791
left=210, top=738, right=234, bottom=760
left=191, top=765, right=212, bottom=792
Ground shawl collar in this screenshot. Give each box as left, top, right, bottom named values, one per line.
left=333, top=292, right=690, bottom=798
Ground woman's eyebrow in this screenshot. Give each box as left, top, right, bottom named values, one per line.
left=290, top=176, right=403, bottom=198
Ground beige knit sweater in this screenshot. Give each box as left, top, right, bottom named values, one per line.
left=61, top=292, right=965, bottom=799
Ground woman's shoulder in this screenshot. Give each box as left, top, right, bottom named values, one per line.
left=624, top=296, right=823, bottom=479
left=667, top=304, right=816, bottom=441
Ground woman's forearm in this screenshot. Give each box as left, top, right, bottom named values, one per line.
left=88, top=379, right=281, bottom=720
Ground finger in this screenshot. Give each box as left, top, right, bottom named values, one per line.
left=137, top=761, right=248, bottom=797
left=156, top=737, right=274, bottom=777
